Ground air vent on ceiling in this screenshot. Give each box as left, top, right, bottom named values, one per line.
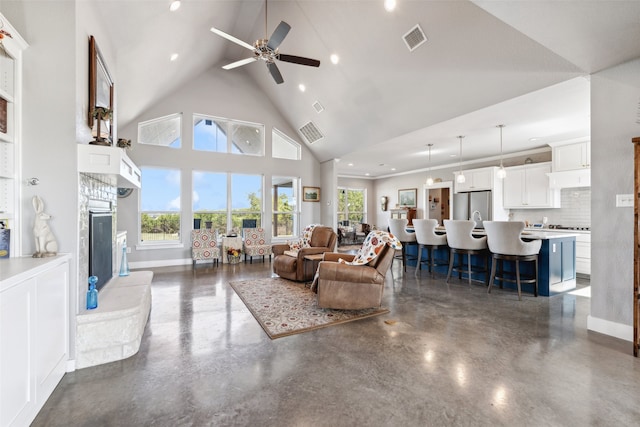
left=299, top=121, right=324, bottom=144
left=312, top=100, right=324, bottom=113
left=403, top=24, right=427, bottom=52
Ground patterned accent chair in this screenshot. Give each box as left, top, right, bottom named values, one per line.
left=242, top=227, right=272, bottom=264
left=191, top=229, right=220, bottom=267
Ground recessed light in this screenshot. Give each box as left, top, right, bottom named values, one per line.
left=348, top=163, right=354, bottom=166
left=529, top=137, right=541, bottom=142
left=384, top=0, right=396, bottom=12
left=391, top=168, right=396, bottom=171
left=365, top=173, right=371, bottom=176
left=170, top=53, right=179, bottom=61
left=170, top=1, right=181, bottom=12
left=330, top=54, right=339, bottom=65
left=298, top=84, right=306, bottom=92
left=450, top=154, right=457, bottom=157
left=334, top=158, right=341, bottom=162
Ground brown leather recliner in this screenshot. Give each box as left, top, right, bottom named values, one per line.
left=315, top=243, right=395, bottom=310
left=272, top=226, right=337, bottom=282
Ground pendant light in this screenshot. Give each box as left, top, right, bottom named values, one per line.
left=456, top=136, right=466, bottom=184
left=426, top=143, right=434, bottom=186
left=496, top=124, right=507, bottom=179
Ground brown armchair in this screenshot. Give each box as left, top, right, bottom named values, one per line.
left=272, top=226, right=337, bottom=282
left=315, top=243, right=395, bottom=310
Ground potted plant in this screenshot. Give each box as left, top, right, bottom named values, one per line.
left=89, top=106, right=113, bottom=146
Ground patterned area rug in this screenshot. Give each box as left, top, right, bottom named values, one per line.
left=229, top=277, right=389, bottom=339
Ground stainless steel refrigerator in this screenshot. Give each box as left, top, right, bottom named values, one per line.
left=453, top=190, right=492, bottom=227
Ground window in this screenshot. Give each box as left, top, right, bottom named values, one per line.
left=231, top=174, right=262, bottom=230
left=193, top=172, right=263, bottom=235
left=272, top=176, right=299, bottom=238
left=272, top=128, right=301, bottom=160
left=140, top=167, right=181, bottom=243
left=338, top=188, right=367, bottom=224
left=193, top=114, right=264, bottom=156
left=193, top=171, right=227, bottom=235
left=138, top=113, right=182, bottom=148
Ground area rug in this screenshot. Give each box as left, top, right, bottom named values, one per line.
left=229, top=277, right=389, bottom=339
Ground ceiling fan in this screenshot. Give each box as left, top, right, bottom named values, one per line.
left=210, top=0, right=320, bottom=84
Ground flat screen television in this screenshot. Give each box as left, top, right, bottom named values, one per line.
left=89, top=211, right=113, bottom=291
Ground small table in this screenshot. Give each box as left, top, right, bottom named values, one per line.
left=303, top=254, right=325, bottom=283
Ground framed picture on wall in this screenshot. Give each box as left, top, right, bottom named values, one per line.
left=398, top=188, right=417, bottom=208
left=88, top=35, right=114, bottom=139
left=303, top=186, right=320, bottom=202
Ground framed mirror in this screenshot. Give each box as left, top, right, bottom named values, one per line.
left=88, top=35, right=114, bottom=140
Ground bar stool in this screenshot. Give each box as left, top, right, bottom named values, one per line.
left=388, top=218, right=417, bottom=272
left=483, top=221, right=541, bottom=300
left=412, top=219, right=448, bottom=277
left=443, top=220, right=489, bottom=285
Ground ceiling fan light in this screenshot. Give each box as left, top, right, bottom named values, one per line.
left=298, top=84, right=306, bottom=92
left=330, top=54, right=340, bottom=65
left=170, top=0, right=181, bottom=12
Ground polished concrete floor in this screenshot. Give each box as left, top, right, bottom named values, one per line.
left=34, top=261, right=639, bottom=426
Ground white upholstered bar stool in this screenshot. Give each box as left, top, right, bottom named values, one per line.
left=412, top=219, right=448, bottom=277
left=483, top=221, right=542, bottom=300
left=388, top=218, right=417, bottom=272
left=443, top=220, right=489, bottom=285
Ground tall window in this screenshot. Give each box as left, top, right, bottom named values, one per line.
left=193, top=172, right=263, bottom=234
left=193, top=172, right=227, bottom=235
left=338, top=188, right=367, bottom=224
left=193, top=114, right=264, bottom=156
left=231, top=174, right=262, bottom=229
left=140, top=167, right=181, bottom=243
left=138, top=113, right=182, bottom=148
left=272, top=128, right=301, bottom=160
left=272, top=176, right=299, bottom=238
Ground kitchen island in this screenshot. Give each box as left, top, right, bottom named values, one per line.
left=406, top=229, right=577, bottom=296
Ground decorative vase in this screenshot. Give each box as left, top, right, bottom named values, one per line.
left=227, top=254, right=241, bottom=264
left=119, top=245, right=130, bottom=276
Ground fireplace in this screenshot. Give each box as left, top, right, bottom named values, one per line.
left=89, top=210, right=113, bottom=291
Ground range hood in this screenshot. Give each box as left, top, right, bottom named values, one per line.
left=547, top=169, right=590, bottom=189
left=78, top=144, right=141, bottom=188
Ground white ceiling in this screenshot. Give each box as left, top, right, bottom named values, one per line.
left=96, top=0, right=640, bottom=178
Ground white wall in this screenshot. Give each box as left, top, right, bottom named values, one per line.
left=320, top=160, right=337, bottom=228
left=589, top=57, right=640, bottom=341
left=117, top=66, right=321, bottom=265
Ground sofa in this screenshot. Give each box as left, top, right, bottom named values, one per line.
left=272, top=225, right=337, bottom=282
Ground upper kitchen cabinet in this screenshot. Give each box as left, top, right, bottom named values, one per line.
left=453, top=167, right=493, bottom=193
left=503, top=162, right=560, bottom=208
left=551, top=141, right=590, bottom=171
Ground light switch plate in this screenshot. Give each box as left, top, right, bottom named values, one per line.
left=616, top=194, right=634, bottom=207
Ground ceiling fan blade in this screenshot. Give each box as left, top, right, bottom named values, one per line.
left=278, top=54, right=321, bottom=67
left=266, top=62, right=284, bottom=84
left=210, top=27, right=255, bottom=51
left=222, top=57, right=258, bottom=70
left=266, top=21, right=291, bottom=50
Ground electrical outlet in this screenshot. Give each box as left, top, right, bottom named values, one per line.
left=615, top=194, right=634, bottom=207
left=126, top=247, right=131, bottom=253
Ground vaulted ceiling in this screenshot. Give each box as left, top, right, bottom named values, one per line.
left=96, top=0, right=640, bottom=178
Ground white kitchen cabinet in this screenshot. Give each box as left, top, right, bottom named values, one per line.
left=552, top=141, right=590, bottom=172
left=575, top=233, right=591, bottom=275
left=0, top=255, right=70, bottom=427
left=503, top=162, right=560, bottom=208
left=0, top=15, right=27, bottom=257
left=453, top=167, right=493, bottom=193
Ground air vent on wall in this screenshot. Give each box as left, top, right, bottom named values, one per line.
left=312, top=100, right=324, bottom=113
left=403, top=24, right=427, bottom=52
left=299, top=121, right=324, bottom=144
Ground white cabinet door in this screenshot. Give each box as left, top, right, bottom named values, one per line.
left=454, top=168, right=494, bottom=193
left=554, top=142, right=590, bottom=171
left=0, top=278, right=36, bottom=427
left=503, top=163, right=559, bottom=208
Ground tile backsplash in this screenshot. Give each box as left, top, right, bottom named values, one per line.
left=509, top=187, right=591, bottom=227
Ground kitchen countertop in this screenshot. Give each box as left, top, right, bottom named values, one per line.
left=428, top=227, right=579, bottom=240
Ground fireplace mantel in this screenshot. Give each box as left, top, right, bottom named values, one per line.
left=77, top=144, right=141, bottom=188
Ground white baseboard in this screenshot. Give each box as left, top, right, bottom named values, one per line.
left=128, top=258, right=191, bottom=269
left=66, top=359, right=76, bottom=372
left=587, top=315, right=633, bottom=342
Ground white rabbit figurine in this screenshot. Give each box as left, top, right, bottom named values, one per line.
left=32, top=196, right=58, bottom=258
